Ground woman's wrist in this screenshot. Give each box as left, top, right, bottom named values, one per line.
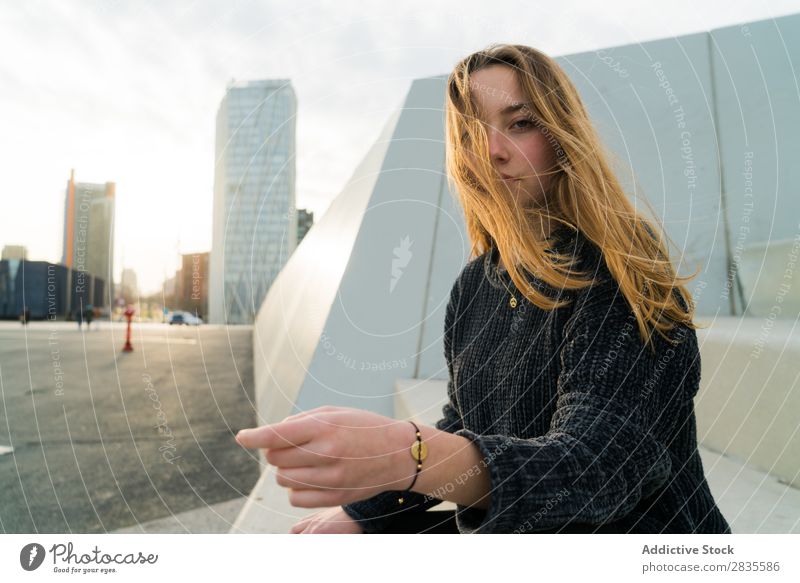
left=383, top=420, right=491, bottom=510
left=388, top=423, right=492, bottom=510
left=387, top=420, right=423, bottom=492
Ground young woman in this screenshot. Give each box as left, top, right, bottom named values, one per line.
left=235, top=44, right=731, bottom=534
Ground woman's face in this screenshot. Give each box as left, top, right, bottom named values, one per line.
left=468, top=64, right=559, bottom=208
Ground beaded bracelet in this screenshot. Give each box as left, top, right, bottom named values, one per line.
left=397, top=420, right=427, bottom=505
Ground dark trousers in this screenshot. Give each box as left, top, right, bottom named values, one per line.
left=375, top=510, right=459, bottom=534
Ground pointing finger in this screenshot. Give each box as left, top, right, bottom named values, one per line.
left=236, top=419, right=315, bottom=449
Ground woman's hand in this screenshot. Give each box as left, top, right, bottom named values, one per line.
left=235, top=405, right=415, bottom=508
left=290, top=507, right=364, bottom=534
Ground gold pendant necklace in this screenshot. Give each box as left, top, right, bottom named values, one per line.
left=494, top=248, right=518, bottom=308
left=498, top=268, right=517, bottom=308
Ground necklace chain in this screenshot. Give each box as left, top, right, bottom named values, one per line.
left=496, top=264, right=518, bottom=309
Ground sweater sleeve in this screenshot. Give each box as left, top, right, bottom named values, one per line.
left=452, top=275, right=675, bottom=533
left=341, top=275, right=465, bottom=533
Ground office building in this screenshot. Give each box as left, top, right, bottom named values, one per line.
left=61, top=169, right=115, bottom=308
left=209, top=80, right=297, bottom=324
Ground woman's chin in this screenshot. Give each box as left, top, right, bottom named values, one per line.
left=514, top=189, right=545, bottom=210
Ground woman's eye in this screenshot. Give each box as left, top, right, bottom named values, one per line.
left=511, top=119, right=534, bottom=131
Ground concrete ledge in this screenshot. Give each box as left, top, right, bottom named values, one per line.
left=695, top=317, right=799, bottom=489
left=229, top=466, right=314, bottom=534
left=394, top=378, right=451, bottom=426
left=112, top=497, right=247, bottom=534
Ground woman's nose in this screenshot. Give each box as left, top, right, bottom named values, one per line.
left=487, top=127, right=509, bottom=163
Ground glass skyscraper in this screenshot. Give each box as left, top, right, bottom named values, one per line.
left=209, top=79, right=297, bottom=325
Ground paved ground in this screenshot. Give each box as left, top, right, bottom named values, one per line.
left=111, top=497, right=248, bottom=534
left=0, top=321, right=259, bottom=533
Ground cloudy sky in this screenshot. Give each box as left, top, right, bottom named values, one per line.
left=1, top=0, right=797, bottom=293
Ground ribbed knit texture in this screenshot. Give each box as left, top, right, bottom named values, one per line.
left=342, top=226, right=731, bottom=534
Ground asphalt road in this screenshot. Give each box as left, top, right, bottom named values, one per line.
left=0, top=321, right=259, bottom=533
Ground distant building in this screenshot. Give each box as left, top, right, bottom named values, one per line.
left=1, top=245, right=28, bottom=260
left=119, top=268, right=139, bottom=303
left=61, top=169, right=115, bottom=309
left=297, top=208, right=314, bottom=246
left=209, top=79, right=297, bottom=325
left=163, top=274, right=176, bottom=299
left=177, top=252, right=209, bottom=319
left=0, top=260, right=105, bottom=320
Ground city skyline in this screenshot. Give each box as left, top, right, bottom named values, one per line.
left=1, top=0, right=798, bottom=294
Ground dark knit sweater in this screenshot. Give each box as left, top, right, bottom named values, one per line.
left=342, top=226, right=731, bottom=534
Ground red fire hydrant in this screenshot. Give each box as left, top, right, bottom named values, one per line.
left=123, top=305, right=135, bottom=352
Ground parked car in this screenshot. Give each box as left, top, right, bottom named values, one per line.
left=168, top=312, right=185, bottom=325
left=184, top=312, right=204, bottom=325
left=168, top=311, right=203, bottom=326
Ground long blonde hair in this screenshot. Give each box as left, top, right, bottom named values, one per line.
left=445, top=44, right=702, bottom=352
